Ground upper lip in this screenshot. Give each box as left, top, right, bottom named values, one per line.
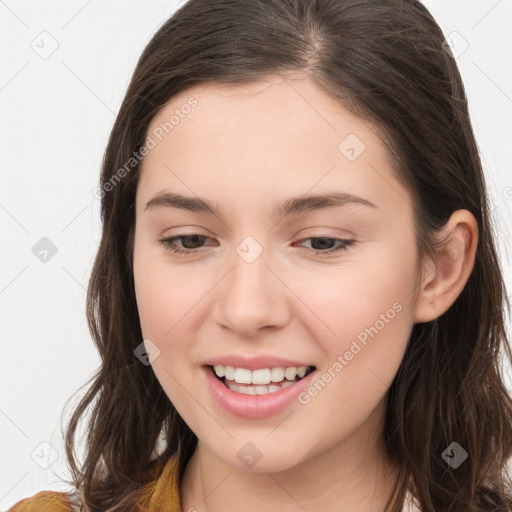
left=203, top=355, right=315, bottom=371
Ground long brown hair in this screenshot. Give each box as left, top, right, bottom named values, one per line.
left=62, top=0, right=512, bottom=510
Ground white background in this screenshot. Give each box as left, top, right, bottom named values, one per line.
left=1, top=1, right=511, bottom=509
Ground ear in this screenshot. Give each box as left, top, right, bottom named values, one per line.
left=414, top=209, right=479, bottom=323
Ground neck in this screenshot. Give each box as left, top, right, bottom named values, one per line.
left=180, top=404, right=400, bottom=512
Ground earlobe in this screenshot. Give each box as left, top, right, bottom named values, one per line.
left=414, top=210, right=478, bottom=324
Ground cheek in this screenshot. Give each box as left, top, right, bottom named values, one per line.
left=291, top=247, right=416, bottom=347
left=287, top=244, right=417, bottom=417
left=133, top=239, right=202, bottom=340
left=133, top=243, right=215, bottom=409
left=133, top=250, right=204, bottom=417
left=288, top=263, right=415, bottom=441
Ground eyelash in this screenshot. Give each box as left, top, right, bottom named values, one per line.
left=158, top=234, right=355, bottom=256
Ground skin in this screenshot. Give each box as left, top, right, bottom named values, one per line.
left=132, top=74, right=478, bottom=512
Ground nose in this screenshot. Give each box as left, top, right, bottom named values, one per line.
left=215, top=245, right=290, bottom=338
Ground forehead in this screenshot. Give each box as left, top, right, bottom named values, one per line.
left=137, top=75, right=409, bottom=216
left=145, top=75, right=379, bottom=148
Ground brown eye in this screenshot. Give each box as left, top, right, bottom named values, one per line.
left=158, top=234, right=212, bottom=254
left=295, top=237, right=355, bottom=255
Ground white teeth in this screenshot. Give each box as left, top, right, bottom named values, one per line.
left=212, top=364, right=311, bottom=385
left=270, top=367, right=285, bottom=382
left=224, top=379, right=297, bottom=395
left=252, top=368, right=271, bottom=385
left=254, top=385, right=268, bottom=395
left=213, top=364, right=225, bottom=377
left=234, top=368, right=252, bottom=384
left=284, top=367, right=297, bottom=380
left=224, top=366, right=236, bottom=380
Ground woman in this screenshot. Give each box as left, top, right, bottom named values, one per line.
left=9, top=0, right=512, bottom=510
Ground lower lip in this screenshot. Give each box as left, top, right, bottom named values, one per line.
left=202, top=365, right=316, bottom=419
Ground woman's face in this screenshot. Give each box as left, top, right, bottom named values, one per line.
left=133, top=75, right=421, bottom=472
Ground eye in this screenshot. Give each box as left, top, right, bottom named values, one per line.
left=158, top=234, right=213, bottom=255
left=158, top=234, right=355, bottom=256
left=294, top=236, right=355, bottom=255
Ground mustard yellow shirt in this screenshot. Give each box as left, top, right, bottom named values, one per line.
left=7, top=453, right=400, bottom=511
left=7, top=454, right=181, bottom=512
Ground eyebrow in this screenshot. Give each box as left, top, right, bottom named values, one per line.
left=144, top=191, right=377, bottom=217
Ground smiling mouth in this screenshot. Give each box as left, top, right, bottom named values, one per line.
left=208, top=365, right=316, bottom=395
